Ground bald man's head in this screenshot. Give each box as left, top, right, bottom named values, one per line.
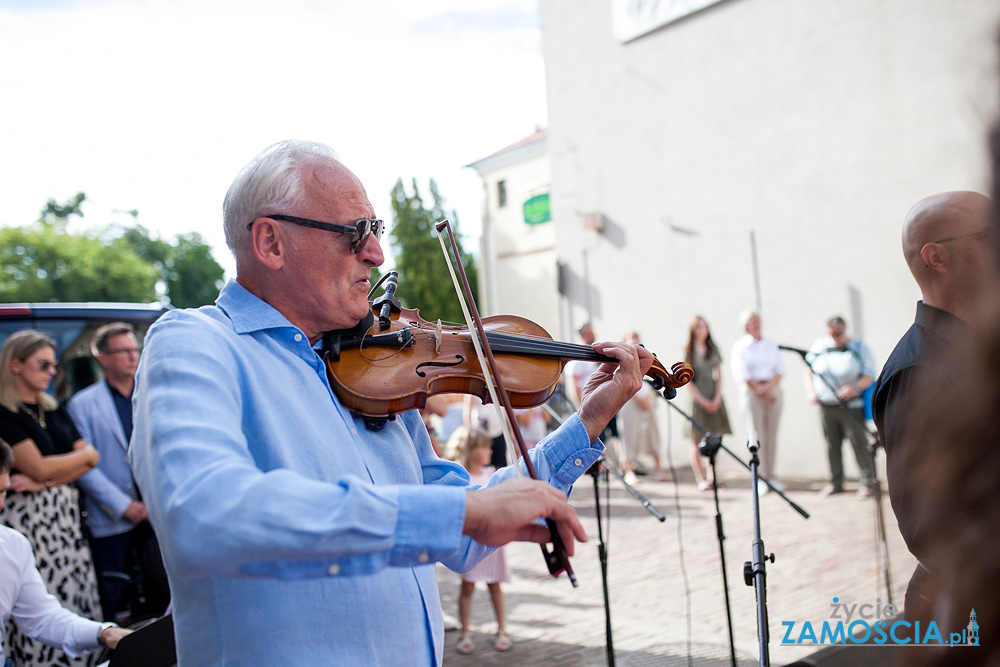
left=901, top=191, right=995, bottom=316
left=903, top=192, right=991, bottom=272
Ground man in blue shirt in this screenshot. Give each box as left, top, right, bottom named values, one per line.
left=129, top=140, right=652, bottom=666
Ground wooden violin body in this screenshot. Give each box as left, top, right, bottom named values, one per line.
left=324, top=304, right=693, bottom=419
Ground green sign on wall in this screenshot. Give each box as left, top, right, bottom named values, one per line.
left=523, top=193, right=551, bottom=225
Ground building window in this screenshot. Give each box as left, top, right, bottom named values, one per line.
left=497, top=180, right=507, bottom=208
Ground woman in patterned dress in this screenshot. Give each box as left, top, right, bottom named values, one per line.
left=0, top=331, right=101, bottom=667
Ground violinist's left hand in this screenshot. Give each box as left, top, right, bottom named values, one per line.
left=578, top=341, right=654, bottom=442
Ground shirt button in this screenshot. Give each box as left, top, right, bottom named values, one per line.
left=328, top=564, right=340, bottom=576
left=294, top=333, right=303, bottom=342
left=417, top=551, right=429, bottom=564
left=574, top=458, right=583, bottom=467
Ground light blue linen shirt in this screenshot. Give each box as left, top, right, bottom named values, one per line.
left=129, top=280, right=602, bottom=666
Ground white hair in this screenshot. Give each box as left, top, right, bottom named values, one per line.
left=739, top=309, right=760, bottom=329
left=222, top=140, right=340, bottom=268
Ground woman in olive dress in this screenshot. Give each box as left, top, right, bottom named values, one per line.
left=0, top=330, right=101, bottom=667
left=684, top=316, right=732, bottom=491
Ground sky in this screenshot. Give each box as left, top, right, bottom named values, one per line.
left=0, top=0, right=548, bottom=282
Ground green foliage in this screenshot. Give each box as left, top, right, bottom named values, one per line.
left=41, top=192, right=85, bottom=228
left=0, top=223, right=157, bottom=302
left=164, top=233, right=226, bottom=308
left=0, top=193, right=225, bottom=306
left=387, top=178, right=478, bottom=324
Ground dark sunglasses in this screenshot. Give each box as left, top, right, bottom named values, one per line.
left=36, top=359, right=59, bottom=372
left=248, top=214, right=384, bottom=254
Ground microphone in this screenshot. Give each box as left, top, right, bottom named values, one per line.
left=778, top=344, right=809, bottom=357
left=373, top=271, right=400, bottom=331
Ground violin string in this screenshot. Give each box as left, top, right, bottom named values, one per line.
left=396, top=326, right=600, bottom=361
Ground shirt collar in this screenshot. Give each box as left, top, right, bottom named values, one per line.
left=216, top=279, right=303, bottom=336
left=914, top=300, right=966, bottom=339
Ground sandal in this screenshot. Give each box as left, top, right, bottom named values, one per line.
left=495, top=630, right=512, bottom=651
left=457, top=632, right=474, bottom=654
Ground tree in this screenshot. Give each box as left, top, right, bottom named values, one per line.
left=0, top=222, right=157, bottom=303
left=164, top=232, right=226, bottom=308
left=0, top=193, right=225, bottom=306
left=115, top=223, right=225, bottom=307
left=388, top=178, right=477, bottom=324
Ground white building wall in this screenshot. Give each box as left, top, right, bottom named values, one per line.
left=539, top=0, right=1000, bottom=480
left=470, top=139, right=560, bottom=336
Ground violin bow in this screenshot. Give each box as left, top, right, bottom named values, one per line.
left=435, top=219, right=578, bottom=587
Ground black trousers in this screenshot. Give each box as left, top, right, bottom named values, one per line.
left=90, top=521, right=170, bottom=621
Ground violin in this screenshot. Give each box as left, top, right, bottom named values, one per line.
left=323, top=301, right=694, bottom=420
left=324, top=222, right=692, bottom=588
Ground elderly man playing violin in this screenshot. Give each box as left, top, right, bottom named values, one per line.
left=129, top=140, right=652, bottom=666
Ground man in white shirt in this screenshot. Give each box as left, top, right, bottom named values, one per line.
left=0, top=441, right=129, bottom=664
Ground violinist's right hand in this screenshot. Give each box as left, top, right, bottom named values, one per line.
left=463, top=477, right=587, bottom=555
left=578, top=341, right=654, bottom=443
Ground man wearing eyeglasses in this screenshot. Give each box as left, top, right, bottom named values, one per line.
left=69, top=322, right=169, bottom=622
left=872, top=190, right=995, bottom=624
left=804, top=316, right=877, bottom=500
left=128, top=140, right=651, bottom=666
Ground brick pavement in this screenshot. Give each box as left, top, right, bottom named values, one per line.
left=438, top=470, right=915, bottom=666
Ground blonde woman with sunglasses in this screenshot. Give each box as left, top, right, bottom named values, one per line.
left=0, top=330, right=100, bottom=667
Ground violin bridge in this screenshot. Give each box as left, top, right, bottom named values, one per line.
left=434, top=319, right=442, bottom=355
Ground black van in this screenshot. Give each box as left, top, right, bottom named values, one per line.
left=0, top=302, right=170, bottom=401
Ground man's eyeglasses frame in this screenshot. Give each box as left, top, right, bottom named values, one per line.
left=931, top=227, right=992, bottom=245
left=247, top=214, right=384, bottom=254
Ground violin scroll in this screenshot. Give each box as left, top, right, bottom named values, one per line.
left=644, top=359, right=694, bottom=393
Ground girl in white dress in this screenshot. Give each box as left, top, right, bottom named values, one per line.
left=445, top=426, right=513, bottom=654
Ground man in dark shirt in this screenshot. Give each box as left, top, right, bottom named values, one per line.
left=872, top=191, right=995, bottom=620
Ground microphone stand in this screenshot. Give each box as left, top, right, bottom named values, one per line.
left=542, top=404, right=665, bottom=667
left=745, top=439, right=773, bottom=667
left=653, top=386, right=809, bottom=667
left=779, top=344, right=894, bottom=606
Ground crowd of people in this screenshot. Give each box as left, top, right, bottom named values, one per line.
left=2, top=31, right=1000, bottom=666
left=557, top=310, right=877, bottom=503
left=0, top=325, right=169, bottom=666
